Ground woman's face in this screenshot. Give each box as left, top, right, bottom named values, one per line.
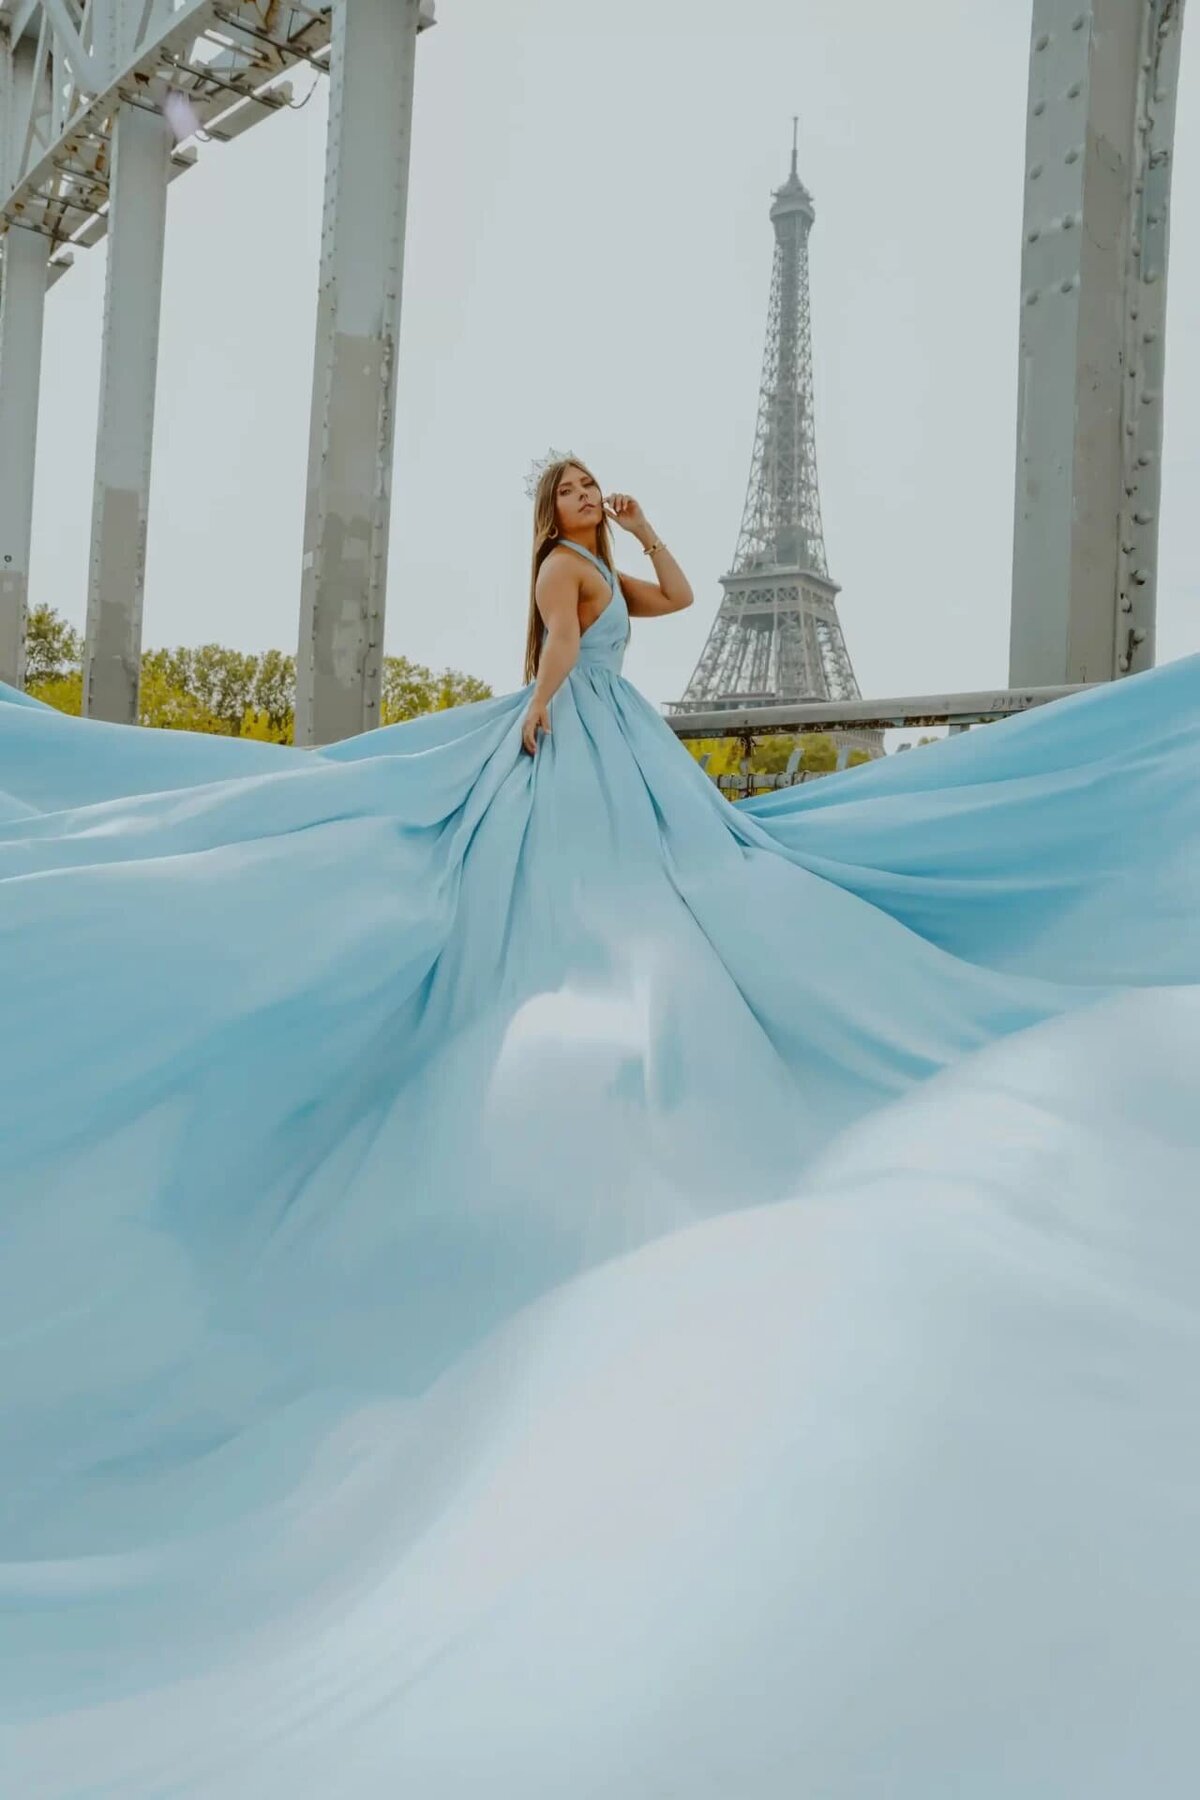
left=554, top=465, right=602, bottom=534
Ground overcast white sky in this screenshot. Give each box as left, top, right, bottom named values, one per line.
left=25, top=0, right=1200, bottom=710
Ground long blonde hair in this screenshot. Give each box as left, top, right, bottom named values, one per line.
left=523, top=454, right=616, bottom=684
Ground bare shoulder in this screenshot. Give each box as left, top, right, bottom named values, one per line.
left=537, top=545, right=584, bottom=591
left=535, top=547, right=583, bottom=632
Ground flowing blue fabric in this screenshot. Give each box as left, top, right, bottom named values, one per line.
left=2, top=552, right=1198, bottom=1795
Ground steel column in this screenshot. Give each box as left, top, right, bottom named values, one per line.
left=0, top=224, right=49, bottom=691
left=1010, top=0, right=1186, bottom=687
left=0, top=31, right=51, bottom=692
left=295, top=0, right=422, bottom=747
left=82, top=99, right=170, bottom=723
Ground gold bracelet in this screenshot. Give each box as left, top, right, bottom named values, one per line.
left=644, top=537, right=664, bottom=556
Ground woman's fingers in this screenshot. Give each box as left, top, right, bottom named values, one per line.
left=521, top=707, right=550, bottom=754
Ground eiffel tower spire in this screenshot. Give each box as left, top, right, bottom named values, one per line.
left=670, top=131, right=865, bottom=713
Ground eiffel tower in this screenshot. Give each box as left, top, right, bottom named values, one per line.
left=669, top=126, right=872, bottom=743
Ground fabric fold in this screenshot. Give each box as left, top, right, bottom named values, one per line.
left=1, top=628, right=1198, bottom=1794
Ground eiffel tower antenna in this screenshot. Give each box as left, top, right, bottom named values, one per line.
left=669, top=130, right=869, bottom=721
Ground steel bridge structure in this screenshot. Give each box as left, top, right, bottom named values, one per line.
left=0, top=0, right=1190, bottom=749
left=0, top=0, right=434, bottom=744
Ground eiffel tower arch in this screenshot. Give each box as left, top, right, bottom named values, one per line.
left=667, top=126, right=880, bottom=764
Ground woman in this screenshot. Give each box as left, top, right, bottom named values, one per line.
left=519, top=456, right=693, bottom=757
left=1, top=452, right=1198, bottom=1796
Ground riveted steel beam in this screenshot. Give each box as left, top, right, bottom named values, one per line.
left=295, top=0, right=424, bottom=747
left=82, top=98, right=170, bottom=723
left=0, top=31, right=49, bottom=688
left=1010, top=0, right=1186, bottom=685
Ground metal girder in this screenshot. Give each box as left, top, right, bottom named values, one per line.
left=665, top=685, right=1095, bottom=739
left=0, top=0, right=434, bottom=721
left=1010, top=0, right=1186, bottom=686
left=0, top=32, right=47, bottom=689
left=0, top=223, right=47, bottom=689
left=82, top=98, right=169, bottom=724
left=0, top=2, right=426, bottom=263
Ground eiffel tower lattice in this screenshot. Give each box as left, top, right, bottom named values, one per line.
left=669, top=125, right=872, bottom=735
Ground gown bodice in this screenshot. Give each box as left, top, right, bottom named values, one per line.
left=553, top=537, right=631, bottom=675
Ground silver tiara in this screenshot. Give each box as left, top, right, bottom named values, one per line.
left=523, top=445, right=577, bottom=500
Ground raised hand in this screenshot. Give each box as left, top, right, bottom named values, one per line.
left=603, top=492, right=649, bottom=537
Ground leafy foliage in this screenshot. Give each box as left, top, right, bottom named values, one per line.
left=24, top=605, right=82, bottom=688
left=23, top=607, right=493, bottom=741
left=381, top=658, right=492, bottom=725
left=685, top=733, right=856, bottom=777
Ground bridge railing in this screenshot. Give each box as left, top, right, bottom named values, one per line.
left=663, top=683, right=1094, bottom=795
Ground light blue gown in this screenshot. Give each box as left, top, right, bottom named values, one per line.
left=2, top=542, right=1198, bottom=1796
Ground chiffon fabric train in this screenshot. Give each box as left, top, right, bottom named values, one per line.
left=2, top=548, right=1198, bottom=1796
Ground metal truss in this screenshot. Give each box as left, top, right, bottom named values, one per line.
left=0, top=3, right=363, bottom=263
left=0, top=0, right=434, bottom=721
left=676, top=573, right=861, bottom=713
left=671, top=128, right=869, bottom=726
left=732, top=192, right=828, bottom=579
left=2, top=3, right=1188, bottom=730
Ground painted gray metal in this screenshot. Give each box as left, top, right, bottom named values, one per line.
left=0, top=1, right=333, bottom=248
left=1010, top=0, right=1186, bottom=686
left=295, top=0, right=423, bottom=748
left=0, top=32, right=47, bottom=690
left=82, top=101, right=169, bottom=724
left=0, top=0, right=434, bottom=716
left=0, top=3, right=1185, bottom=733
left=670, top=126, right=867, bottom=720
left=665, top=685, right=1093, bottom=739
left=0, top=222, right=45, bottom=689
left=0, top=38, right=47, bottom=691
left=0, top=1, right=338, bottom=704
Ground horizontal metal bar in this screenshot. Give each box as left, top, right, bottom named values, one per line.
left=204, top=83, right=295, bottom=143
left=716, top=771, right=824, bottom=790
left=662, top=683, right=1096, bottom=738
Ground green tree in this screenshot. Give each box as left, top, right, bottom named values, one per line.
left=250, top=648, right=296, bottom=733
left=27, top=670, right=84, bottom=715
left=23, top=607, right=492, bottom=741
left=139, top=659, right=233, bottom=733
left=24, top=604, right=82, bottom=687
left=684, top=732, right=843, bottom=792
left=381, top=656, right=492, bottom=724
left=141, top=645, right=259, bottom=734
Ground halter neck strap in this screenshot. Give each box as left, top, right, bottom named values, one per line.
left=554, top=538, right=614, bottom=588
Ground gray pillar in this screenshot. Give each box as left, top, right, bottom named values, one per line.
left=295, top=0, right=422, bottom=747
left=83, top=101, right=170, bottom=724
left=0, top=28, right=51, bottom=693
left=0, top=224, right=49, bottom=691
left=1009, top=0, right=1186, bottom=687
